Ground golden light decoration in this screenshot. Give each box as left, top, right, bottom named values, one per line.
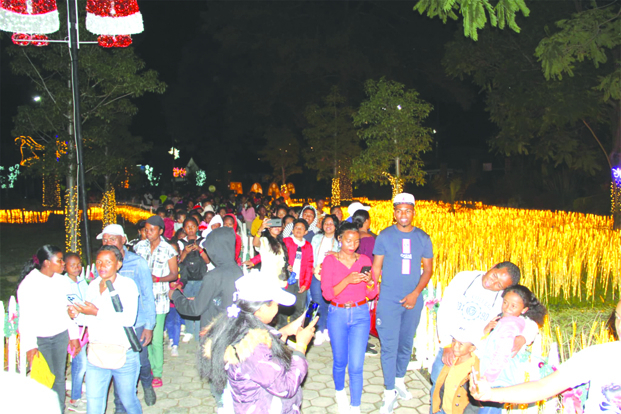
left=331, top=177, right=340, bottom=207
left=250, top=182, right=263, bottom=194
left=15, top=136, right=44, bottom=167
left=42, top=175, right=61, bottom=208
left=120, top=168, right=131, bottom=189
left=267, top=182, right=280, bottom=197
left=0, top=205, right=152, bottom=225
left=64, top=185, right=82, bottom=256
left=172, top=167, right=186, bottom=178
left=229, top=182, right=243, bottom=194
left=102, top=187, right=117, bottom=227
left=382, top=172, right=403, bottom=200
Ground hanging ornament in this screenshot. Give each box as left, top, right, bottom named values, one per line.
left=0, top=0, right=59, bottom=35
left=86, top=0, right=143, bottom=48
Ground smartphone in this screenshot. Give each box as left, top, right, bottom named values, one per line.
left=303, top=301, right=320, bottom=328
left=268, top=218, right=282, bottom=227
left=67, top=294, right=83, bottom=306
left=360, top=266, right=372, bottom=274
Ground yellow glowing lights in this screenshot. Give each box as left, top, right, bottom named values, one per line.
left=102, top=188, right=117, bottom=227
left=15, top=136, right=44, bottom=167
left=173, top=167, right=186, bottom=178
left=65, top=186, right=82, bottom=256
left=331, top=178, right=340, bottom=207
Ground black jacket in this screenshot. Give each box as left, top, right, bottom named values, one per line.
left=173, top=227, right=243, bottom=327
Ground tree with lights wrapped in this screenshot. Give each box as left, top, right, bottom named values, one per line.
left=352, top=78, right=433, bottom=199
left=303, top=86, right=360, bottom=206
left=6, top=0, right=164, bottom=251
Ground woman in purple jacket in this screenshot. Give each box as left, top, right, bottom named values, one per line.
left=197, top=271, right=318, bottom=413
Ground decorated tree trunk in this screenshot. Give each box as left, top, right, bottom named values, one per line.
left=102, top=184, right=117, bottom=227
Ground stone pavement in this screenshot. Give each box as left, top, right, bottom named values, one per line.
left=80, top=335, right=431, bottom=413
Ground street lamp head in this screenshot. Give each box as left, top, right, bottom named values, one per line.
left=33, top=96, right=41, bottom=102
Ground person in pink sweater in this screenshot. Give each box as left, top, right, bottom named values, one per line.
left=321, top=222, right=378, bottom=414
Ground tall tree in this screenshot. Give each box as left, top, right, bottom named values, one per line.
left=303, top=86, right=360, bottom=203
left=259, top=127, right=302, bottom=186
left=442, top=2, right=618, bottom=222
left=535, top=2, right=621, bottom=228
left=7, top=5, right=165, bottom=251
left=352, top=78, right=433, bottom=197
left=414, top=0, right=530, bottom=40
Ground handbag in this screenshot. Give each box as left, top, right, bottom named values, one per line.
left=30, top=353, right=55, bottom=388
left=87, top=342, right=126, bottom=369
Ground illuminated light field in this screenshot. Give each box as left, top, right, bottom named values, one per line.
left=295, top=198, right=619, bottom=305
left=2, top=200, right=619, bottom=304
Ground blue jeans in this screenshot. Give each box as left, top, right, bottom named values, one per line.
left=376, top=293, right=424, bottom=390
left=70, top=343, right=87, bottom=400
left=113, top=326, right=153, bottom=413
left=165, top=307, right=182, bottom=346
left=182, top=280, right=202, bottom=338
left=310, top=276, right=328, bottom=332
left=87, top=349, right=142, bottom=414
left=327, top=304, right=370, bottom=407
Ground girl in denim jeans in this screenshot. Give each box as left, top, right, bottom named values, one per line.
left=321, top=222, right=378, bottom=414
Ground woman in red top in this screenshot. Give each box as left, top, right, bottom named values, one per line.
left=321, top=222, right=378, bottom=414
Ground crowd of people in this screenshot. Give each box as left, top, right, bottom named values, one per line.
left=12, top=190, right=620, bottom=414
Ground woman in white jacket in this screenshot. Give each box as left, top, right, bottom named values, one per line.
left=17, top=245, right=81, bottom=412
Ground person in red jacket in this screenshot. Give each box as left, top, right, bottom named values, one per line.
left=278, top=219, right=314, bottom=327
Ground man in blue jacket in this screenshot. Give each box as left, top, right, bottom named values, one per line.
left=99, top=224, right=157, bottom=410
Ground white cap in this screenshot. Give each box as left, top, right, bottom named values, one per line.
left=96, top=224, right=127, bottom=240
left=235, top=270, right=296, bottom=306
left=451, top=327, right=479, bottom=348
left=347, top=201, right=370, bottom=216
left=204, top=205, right=215, bottom=213
left=393, top=193, right=415, bottom=206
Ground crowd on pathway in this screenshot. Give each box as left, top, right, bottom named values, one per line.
left=8, top=190, right=621, bottom=414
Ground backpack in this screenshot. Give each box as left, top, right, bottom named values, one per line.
left=179, top=238, right=207, bottom=281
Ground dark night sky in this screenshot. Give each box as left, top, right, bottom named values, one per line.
left=0, top=0, right=497, bottom=196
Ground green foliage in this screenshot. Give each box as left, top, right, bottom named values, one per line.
left=414, top=0, right=530, bottom=41
left=7, top=5, right=165, bottom=186
left=535, top=3, right=621, bottom=101
left=259, top=127, right=303, bottom=185
left=302, top=87, right=360, bottom=181
left=352, top=78, right=433, bottom=186
left=442, top=2, right=609, bottom=175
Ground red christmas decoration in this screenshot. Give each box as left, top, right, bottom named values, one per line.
left=86, top=0, right=142, bottom=48
left=1, top=0, right=59, bottom=46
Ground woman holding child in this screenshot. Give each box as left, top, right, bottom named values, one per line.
left=321, top=222, right=378, bottom=414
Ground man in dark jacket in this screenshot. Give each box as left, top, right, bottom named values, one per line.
left=170, top=227, right=243, bottom=328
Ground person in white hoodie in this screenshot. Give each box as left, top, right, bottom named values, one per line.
left=429, top=262, right=540, bottom=410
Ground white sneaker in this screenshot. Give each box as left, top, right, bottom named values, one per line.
left=182, top=333, right=193, bottom=343
left=171, top=345, right=179, bottom=357
left=168, top=338, right=174, bottom=350
left=380, top=389, right=398, bottom=414
left=335, top=389, right=349, bottom=414
left=314, top=331, right=325, bottom=346
left=395, top=377, right=412, bottom=400
left=349, top=406, right=361, bottom=414
left=323, top=329, right=330, bottom=342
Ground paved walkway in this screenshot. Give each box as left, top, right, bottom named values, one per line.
left=83, top=335, right=431, bottom=413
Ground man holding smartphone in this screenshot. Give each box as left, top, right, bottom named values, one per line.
left=372, top=193, right=434, bottom=414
